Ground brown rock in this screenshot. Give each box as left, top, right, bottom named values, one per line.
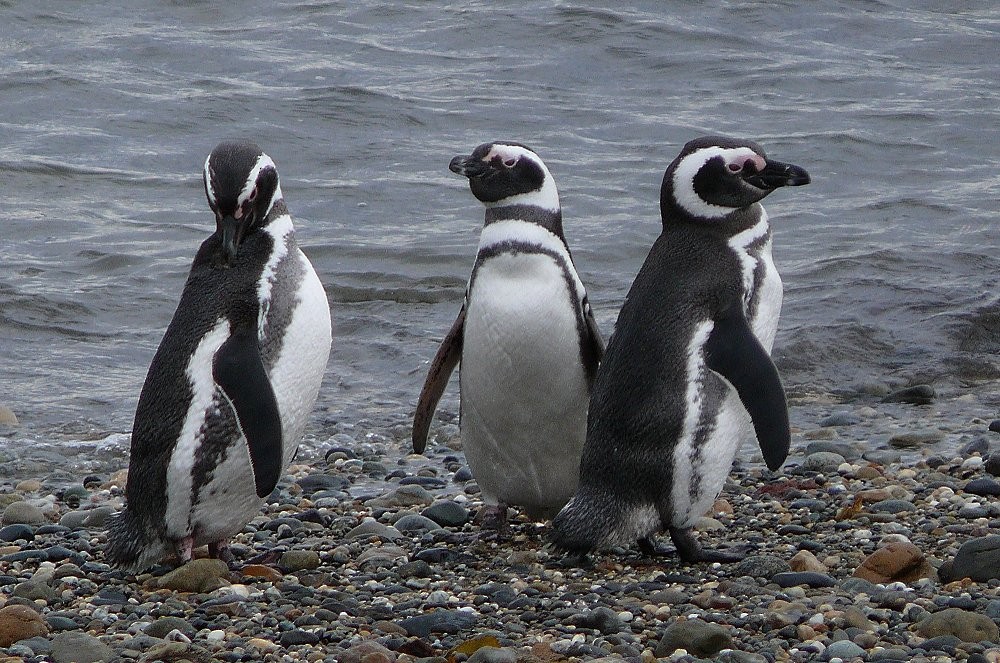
left=0, top=405, right=17, bottom=426
left=789, top=550, right=827, bottom=573
left=0, top=604, right=49, bottom=647
left=852, top=541, right=934, bottom=583
left=337, top=641, right=397, bottom=663
left=240, top=564, right=284, bottom=582
left=156, top=558, right=230, bottom=593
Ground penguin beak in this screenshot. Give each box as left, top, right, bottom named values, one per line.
left=744, top=159, right=811, bottom=190
left=449, top=155, right=488, bottom=179
left=218, top=214, right=243, bottom=268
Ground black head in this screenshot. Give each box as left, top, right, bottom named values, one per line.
left=449, top=142, right=559, bottom=209
left=203, top=140, right=282, bottom=268
left=660, top=135, right=810, bottom=225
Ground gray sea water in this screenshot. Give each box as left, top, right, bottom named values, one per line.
left=1, top=2, right=998, bottom=457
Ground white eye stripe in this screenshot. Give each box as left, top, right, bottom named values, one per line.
left=238, top=153, right=277, bottom=205
left=204, top=155, right=216, bottom=206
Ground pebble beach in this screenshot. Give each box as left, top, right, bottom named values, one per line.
left=1, top=383, right=1000, bottom=663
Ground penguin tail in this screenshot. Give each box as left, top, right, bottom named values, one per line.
left=548, top=490, right=629, bottom=554
left=104, top=507, right=169, bottom=574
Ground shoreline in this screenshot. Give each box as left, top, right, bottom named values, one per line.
left=0, top=390, right=999, bottom=662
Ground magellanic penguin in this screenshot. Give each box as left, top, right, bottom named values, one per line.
left=550, top=136, right=809, bottom=562
left=412, top=142, right=605, bottom=530
left=105, top=141, right=332, bottom=573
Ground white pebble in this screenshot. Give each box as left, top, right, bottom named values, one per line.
left=207, top=629, right=226, bottom=642
left=962, top=457, right=984, bottom=470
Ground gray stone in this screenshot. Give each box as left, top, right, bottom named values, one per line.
left=568, top=606, right=624, bottom=634
left=915, top=607, right=999, bottom=643
left=398, top=609, right=477, bottom=637
left=960, top=436, right=991, bottom=456
left=467, top=646, right=519, bottom=663
left=819, top=412, right=861, bottom=427
left=422, top=500, right=470, bottom=527
left=12, top=580, right=59, bottom=603
left=155, top=558, right=230, bottom=593
left=655, top=617, right=732, bottom=658
left=882, top=384, right=935, bottom=404
left=803, top=451, right=846, bottom=472
left=949, top=535, right=1000, bottom=582
left=393, top=514, right=442, bottom=534
left=889, top=429, right=944, bottom=448
left=345, top=517, right=402, bottom=540
left=804, top=440, right=860, bottom=460
left=1, top=501, right=47, bottom=526
left=279, top=550, right=321, bottom=572
left=824, top=640, right=866, bottom=660
left=716, top=651, right=769, bottom=663
left=365, top=484, right=434, bottom=509
left=732, top=554, right=791, bottom=580
left=144, top=616, right=196, bottom=639
left=0, top=524, right=34, bottom=542
left=868, top=499, right=918, bottom=514
left=279, top=629, right=320, bottom=646
left=985, top=453, right=1000, bottom=477
left=964, top=478, right=1000, bottom=497
left=771, top=572, right=836, bottom=588
left=50, top=631, right=113, bottom=663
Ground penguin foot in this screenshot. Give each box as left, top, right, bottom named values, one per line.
left=669, top=527, right=745, bottom=564
left=551, top=550, right=594, bottom=570
left=637, top=535, right=675, bottom=558
left=176, top=537, right=195, bottom=565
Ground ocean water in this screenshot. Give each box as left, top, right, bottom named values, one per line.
left=1, top=2, right=997, bottom=456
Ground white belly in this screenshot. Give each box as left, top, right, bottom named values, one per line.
left=167, top=247, right=331, bottom=544
left=266, top=248, right=332, bottom=467
left=461, top=252, right=589, bottom=518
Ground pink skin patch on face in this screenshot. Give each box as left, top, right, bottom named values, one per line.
left=728, top=154, right=766, bottom=173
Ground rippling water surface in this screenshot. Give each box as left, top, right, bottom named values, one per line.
left=1, top=2, right=998, bottom=450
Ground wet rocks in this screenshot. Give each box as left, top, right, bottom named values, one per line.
left=398, top=610, right=477, bottom=637
left=889, top=429, right=945, bottom=448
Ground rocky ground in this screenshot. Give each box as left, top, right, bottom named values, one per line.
left=1, top=385, right=1000, bottom=663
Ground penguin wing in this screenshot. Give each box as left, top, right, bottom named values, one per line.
left=581, top=297, right=605, bottom=385
left=704, top=306, right=790, bottom=471
left=412, top=303, right=466, bottom=454
left=212, top=326, right=284, bottom=498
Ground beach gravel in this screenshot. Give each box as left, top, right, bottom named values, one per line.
left=1, top=391, right=1000, bottom=661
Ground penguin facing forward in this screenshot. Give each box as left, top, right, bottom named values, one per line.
left=413, top=142, right=604, bottom=530
left=550, top=136, right=809, bottom=562
left=105, top=141, right=332, bottom=572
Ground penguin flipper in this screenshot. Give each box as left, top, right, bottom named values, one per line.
left=213, top=327, right=284, bottom=498
left=412, top=303, right=466, bottom=454
left=704, top=307, right=790, bottom=471
left=581, top=297, right=605, bottom=385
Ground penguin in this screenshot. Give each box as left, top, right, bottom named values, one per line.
left=105, top=140, right=332, bottom=572
left=550, top=136, right=809, bottom=562
left=412, top=141, right=604, bottom=530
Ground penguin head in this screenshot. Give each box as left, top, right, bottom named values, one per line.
left=203, top=141, right=283, bottom=268
left=449, top=142, right=560, bottom=211
left=661, top=136, right=809, bottom=225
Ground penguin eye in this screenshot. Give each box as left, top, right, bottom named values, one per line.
left=503, top=158, right=516, bottom=168
left=728, top=162, right=742, bottom=172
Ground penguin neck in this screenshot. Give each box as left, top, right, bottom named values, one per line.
left=263, top=198, right=291, bottom=228
left=484, top=204, right=565, bottom=241
left=661, top=198, right=765, bottom=238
